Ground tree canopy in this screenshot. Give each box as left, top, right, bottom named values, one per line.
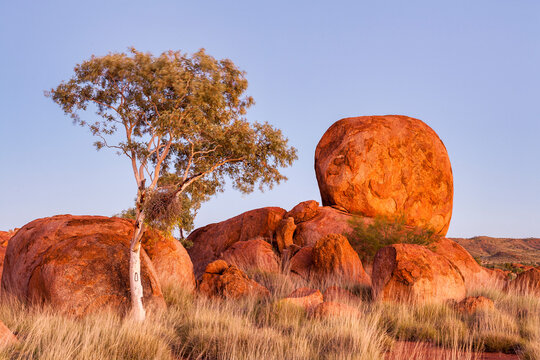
left=47, top=47, right=297, bottom=320
left=47, top=48, right=297, bottom=231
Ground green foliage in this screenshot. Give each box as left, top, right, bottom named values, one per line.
left=47, top=48, right=297, bottom=231
left=346, top=214, right=440, bottom=262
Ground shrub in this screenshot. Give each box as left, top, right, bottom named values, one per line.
left=346, top=214, right=440, bottom=262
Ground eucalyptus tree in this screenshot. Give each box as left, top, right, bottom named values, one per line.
left=47, top=48, right=297, bottom=321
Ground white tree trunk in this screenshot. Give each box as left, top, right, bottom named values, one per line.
left=129, top=184, right=146, bottom=322
left=129, top=235, right=145, bottom=321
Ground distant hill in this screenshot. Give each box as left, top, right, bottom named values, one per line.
left=451, top=236, right=540, bottom=265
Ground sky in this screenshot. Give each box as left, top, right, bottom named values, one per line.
left=0, top=0, right=539, bottom=238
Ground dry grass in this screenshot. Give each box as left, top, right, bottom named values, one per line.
left=0, top=274, right=537, bottom=359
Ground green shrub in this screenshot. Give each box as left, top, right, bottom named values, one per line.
left=346, top=214, right=440, bottom=262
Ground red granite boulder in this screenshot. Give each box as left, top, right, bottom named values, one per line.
left=293, top=206, right=363, bottom=247
left=311, top=234, right=371, bottom=286
left=1, top=215, right=166, bottom=316
left=198, top=260, right=270, bottom=299
left=285, top=200, right=320, bottom=224
left=372, top=243, right=465, bottom=303
left=187, top=207, right=286, bottom=277
left=315, top=115, right=453, bottom=235
left=220, top=239, right=280, bottom=274
left=141, top=227, right=196, bottom=291
left=428, top=237, right=502, bottom=290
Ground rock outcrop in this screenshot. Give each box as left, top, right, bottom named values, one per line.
left=0, top=231, right=14, bottom=280
left=289, top=246, right=313, bottom=281
left=311, top=234, right=371, bottom=286
left=505, top=268, right=540, bottom=295
left=220, top=239, right=280, bottom=274
left=1, top=215, right=166, bottom=316
left=187, top=207, right=286, bottom=277
left=285, top=200, right=320, bottom=224
left=315, top=115, right=453, bottom=235
left=198, top=260, right=270, bottom=299
left=371, top=243, right=466, bottom=303
left=293, top=206, right=360, bottom=247
left=428, top=238, right=501, bottom=290
left=275, top=217, right=296, bottom=253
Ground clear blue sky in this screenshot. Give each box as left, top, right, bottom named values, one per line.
left=1, top=0, right=539, bottom=237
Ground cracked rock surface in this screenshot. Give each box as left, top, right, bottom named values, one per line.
left=315, top=115, right=453, bottom=235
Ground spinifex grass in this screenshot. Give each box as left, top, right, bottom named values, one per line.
left=0, top=273, right=537, bottom=359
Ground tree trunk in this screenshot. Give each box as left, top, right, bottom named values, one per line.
left=129, top=182, right=146, bottom=322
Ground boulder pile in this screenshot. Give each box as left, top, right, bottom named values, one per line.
left=2, top=114, right=511, bottom=317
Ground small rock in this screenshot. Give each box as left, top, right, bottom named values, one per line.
left=454, top=296, right=495, bottom=315
left=198, top=260, right=270, bottom=299
left=277, top=287, right=323, bottom=312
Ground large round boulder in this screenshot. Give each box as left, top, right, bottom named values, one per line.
left=1, top=215, right=169, bottom=316
left=187, top=207, right=286, bottom=277
left=315, top=115, right=453, bottom=235
left=372, top=243, right=465, bottom=303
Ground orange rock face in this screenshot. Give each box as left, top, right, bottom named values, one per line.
left=0, top=320, right=18, bottom=348
left=372, top=244, right=465, bottom=303
left=198, top=260, right=270, bottom=299
left=0, top=230, right=14, bottom=280
left=187, top=207, right=286, bottom=277
left=285, top=200, right=320, bottom=224
left=220, top=239, right=280, bottom=274
left=140, top=227, right=196, bottom=291
left=1, top=215, right=166, bottom=316
left=289, top=246, right=313, bottom=281
left=506, top=268, right=540, bottom=295
left=278, top=287, right=324, bottom=312
left=311, top=234, right=371, bottom=286
left=275, top=217, right=296, bottom=253
left=428, top=238, right=501, bottom=290
left=315, top=115, right=453, bottom=235
left=294, top=206, right=359, bottom=247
